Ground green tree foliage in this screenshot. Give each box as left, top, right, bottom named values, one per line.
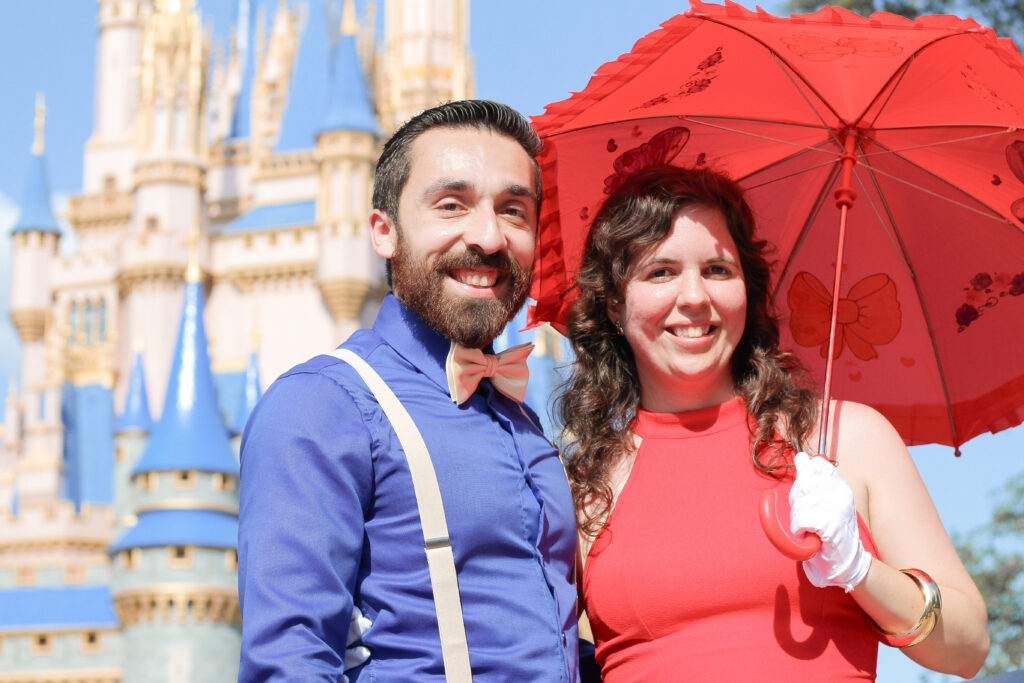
left=955, top=472, right=1024, bottom=674
left=787, top=0, right=1024, bottom=43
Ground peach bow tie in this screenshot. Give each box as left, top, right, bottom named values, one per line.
left=445, top=341, right=533, bottom=405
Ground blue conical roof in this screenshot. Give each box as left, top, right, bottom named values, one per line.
left=12, top=153, right=60, bottom=235
left=132, top=281, right=238, bottom=475
left=275, top=0, right=331, bottom=152
left=321, top=33, right=378, bottom=136
left=227, top=0, right=257, bottom=140
left=230, top=350, right=262, bottom=435
left=116, top=352, right=154, bottom=434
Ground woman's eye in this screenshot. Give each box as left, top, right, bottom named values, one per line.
left=706, top=264, right=733, bottom=277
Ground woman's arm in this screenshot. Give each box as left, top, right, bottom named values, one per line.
left=834, top=401, right=989, bottom=677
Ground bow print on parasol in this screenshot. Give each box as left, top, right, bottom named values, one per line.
left=529, top=2, right=1024, bottom=558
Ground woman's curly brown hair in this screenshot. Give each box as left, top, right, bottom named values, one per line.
left=557, top=165, right=819, bottom=536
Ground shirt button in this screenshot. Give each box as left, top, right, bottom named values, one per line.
left=562, top=633, right=568, bottom=647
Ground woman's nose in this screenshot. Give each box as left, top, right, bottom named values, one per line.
left=676, top=272, right=710, bottom=307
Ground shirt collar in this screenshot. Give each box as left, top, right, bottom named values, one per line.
left=372, top=292, right=495, bottom=396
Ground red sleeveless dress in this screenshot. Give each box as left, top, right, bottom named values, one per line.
left=582, top=397, right=879, bottom=681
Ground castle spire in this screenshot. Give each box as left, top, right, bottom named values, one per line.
left=230, top=332, right=262, bottom=436
left=341, top=0, right=357, bottom=36
left=131, top=232, right=237, bottom=475
left=115, top=342, right=154, bottom=435
left=32, top=92, right=45, bottom=155
left=12, top=93, right=60, bottom=236
left=321, top=7, right=378, bottom=136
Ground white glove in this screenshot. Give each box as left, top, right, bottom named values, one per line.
left=789, top=452, right=872, bottom=592
left=341, top=606, right=372, bottom=682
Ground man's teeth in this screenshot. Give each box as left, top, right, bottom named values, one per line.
left=672, top=326, right=711, bottom=338
left=457, top=273, right=497, bottom=287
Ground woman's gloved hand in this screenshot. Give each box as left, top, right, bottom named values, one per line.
left=789, top=452, right=872, bottom=592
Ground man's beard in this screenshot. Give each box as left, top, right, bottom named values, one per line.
left=391, top=235, right=532, bottom=349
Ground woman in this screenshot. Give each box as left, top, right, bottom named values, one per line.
left=560, top=165, right=989, bottom=680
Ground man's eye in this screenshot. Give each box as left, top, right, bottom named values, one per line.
left=438, top=202, right=461, bottom=212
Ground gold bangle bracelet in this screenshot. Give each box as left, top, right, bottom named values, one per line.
left=869, top=568, right=943, bottom=648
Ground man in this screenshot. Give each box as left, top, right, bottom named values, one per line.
left=237, top=100, right=580, bottom=681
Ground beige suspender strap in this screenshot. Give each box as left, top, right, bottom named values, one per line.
left=331, top=348, right=472, bottom=682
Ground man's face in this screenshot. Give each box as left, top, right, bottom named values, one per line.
left=371, top=127, right=538, bottom=348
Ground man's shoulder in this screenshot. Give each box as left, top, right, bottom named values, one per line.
left=275, top=329, right=388, bottom=383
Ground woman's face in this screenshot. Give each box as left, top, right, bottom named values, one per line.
left=610, top=204, right=747, bottom=412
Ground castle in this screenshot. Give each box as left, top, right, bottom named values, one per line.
left=0, top=1, right=566, bottom=680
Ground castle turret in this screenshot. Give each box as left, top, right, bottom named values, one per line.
left=10, top=95, right=64, bottom=510
left=228, top=341, right=261, bottom=456
left=110, top=239, right=240, bottom=683
left=114, top=345, right=153, bottom=530
left=379, top=0, right=472, bottom=131
left=84, top=0, right=152, bottom=194
left=316, top=0, right=381, bottom=341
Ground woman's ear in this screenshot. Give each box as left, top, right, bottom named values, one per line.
left=606, top=297, right=623, bottom=332
left=369, top=209, right=398, bottom=258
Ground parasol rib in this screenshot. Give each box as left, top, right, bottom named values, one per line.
left=854, top=155, right=963, bottom=451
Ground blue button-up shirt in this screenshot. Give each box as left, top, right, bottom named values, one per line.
left=238, top=294, right=579, bottom=681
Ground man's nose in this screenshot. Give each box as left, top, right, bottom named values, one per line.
left=462, top=208, right=507, bottom=254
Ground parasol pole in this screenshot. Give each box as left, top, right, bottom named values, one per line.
left=818, top=130, right=858, bottom=458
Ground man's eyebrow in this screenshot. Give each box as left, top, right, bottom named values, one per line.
left=421, top=179, right=472, bottom=201
left=504, top=183, right=536, bottom=200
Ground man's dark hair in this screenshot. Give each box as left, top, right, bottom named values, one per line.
left=372, top=99, right=542, bottom=221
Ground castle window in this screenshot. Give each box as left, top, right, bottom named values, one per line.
left=138, top=472, right=156, bottom=491
left=68, top=301, right=78, bottom=346
left=169, top=545, right=194, bottom=568
left=32, top=633, right=52, bottom=655
left=175, top=470, right=196, bottom=489
left=146, top=215, right=159, bottom=232
left=81, top=630, right=102, bottom=653
left=98, top=299, right=107, bottom=342
left=103, top=175, right=116, bottom=192
left=211, top=472, right=235, bottom=493
left=226, top=549, right=238, bottom=571
left=84, top=301, right=95, bottom=345
left=121, top=548, right=140, bottom=569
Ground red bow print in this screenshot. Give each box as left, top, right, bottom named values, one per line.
left=788, top=272, right=901, bottom=360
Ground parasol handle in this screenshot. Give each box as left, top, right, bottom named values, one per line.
left=819, top=130, right=860, bottom=456
left=758, top=487, right=822, bottom=561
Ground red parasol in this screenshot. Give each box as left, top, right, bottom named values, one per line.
left=530, top=2, right=1024, bottom=564
left=530, top=0, right=1024, bottom=456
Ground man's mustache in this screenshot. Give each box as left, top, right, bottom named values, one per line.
left=434, top=249, right=516, bottom=274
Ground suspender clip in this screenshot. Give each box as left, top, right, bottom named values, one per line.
left=424, top=536, right=452, bottom=550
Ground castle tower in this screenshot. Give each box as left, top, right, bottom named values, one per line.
left=316, top=0, right=381, bottom=342
left=114, top=345, right=154, bottom=530
left=84, top=0, right=153, bottom=194
left=379, top=0, right=472, bottom=131
left=120, top=0, right=209, bottom=416
left=9, top=95, right=64, bottom=509
left=228, top=338, right=262, bottom=455
left=110, top=242, right=241, bottom=683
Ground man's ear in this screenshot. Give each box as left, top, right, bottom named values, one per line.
left=369, top=209, right=398, bottom=258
